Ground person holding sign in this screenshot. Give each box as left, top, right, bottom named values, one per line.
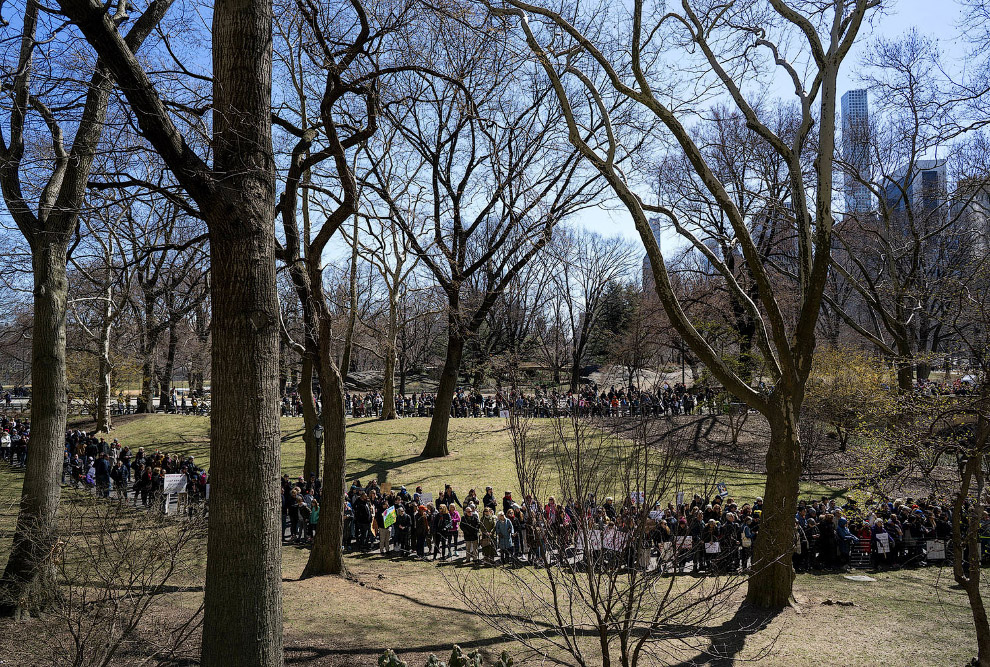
left=871, top=519, right=892, bottom=571
left=702, top=520, right=721, bottom=573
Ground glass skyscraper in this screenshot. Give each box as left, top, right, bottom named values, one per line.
left=841, top=89, right=872, bottom=214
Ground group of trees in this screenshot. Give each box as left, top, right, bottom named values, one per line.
left=1, top=0, right=990, bottom=664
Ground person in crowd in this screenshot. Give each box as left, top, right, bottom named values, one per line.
left=461, top=504, right=481, bottom=563
left=308, top=499, right=320, bottom=541
left=481, top=507, right=497, bottom=563
left=415, top=505, right=431, bottom=560
left=495, top=511, right=515, bottom=565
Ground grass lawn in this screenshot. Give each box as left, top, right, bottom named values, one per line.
left=0, top=415, right=979, bottom=665
left=92, top=414, right=840, bottom=504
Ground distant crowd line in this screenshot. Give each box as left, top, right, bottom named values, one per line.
left=280, top=383, right=725, bottom=420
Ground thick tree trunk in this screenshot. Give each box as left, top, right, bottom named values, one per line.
left=302, top=318, right=346, bottom=577
left=199, top=0, right=282, bottom=650
left=200, top=226, right=283, bottom=666
left=569, top=353, right=581, bottom=393
left=95, top=283, right=113, bottom=433
left=745, top=395, right=801, bottom=608
left=300, top=354, right=320, bottom=478
left=0, top=241, right=69, bottom=616
left=422, top=333, right=465, bottom=458
left=954, top=450, right=990, bottom=666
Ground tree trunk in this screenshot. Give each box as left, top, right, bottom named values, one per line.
left=0, top=241, right=69, bottom=616
left=158, top=321, right=177, bottom=412
left=300, top=354, right=320, bottom=478
left=95, top=281, right=113, bottom=433
left=139, top=338, right=157, bottom=413
left=569, top=353, right=582, bottom=393
left=302, top=317, right=347, bottom=577
left=422, top=333, right=465, bottom=458
left=381, top=297, right=399, bottom=420
left=278, top=337, right=289, bottom=399
left=339, top=214, right=359, bottom=385
left=200, top=0, right=283, bottom=646
left=200, top=222, right=283, bottom=666
left=894, top=345, right=914, bottom=393
left=745, top=395, right=801, bottom=608
left=954, top=448, right=990, bottom=666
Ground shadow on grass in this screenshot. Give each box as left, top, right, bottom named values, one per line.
left=347, top=455, right=428, bottom=485
left=667, top=602, right=784, bottom=667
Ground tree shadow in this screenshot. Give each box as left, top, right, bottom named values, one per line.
left=346, top=454, right=427, bottom=485
left=667, top=601, right=784, bottom=667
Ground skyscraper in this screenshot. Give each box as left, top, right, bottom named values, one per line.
left=841, top=89, right=872, bottom=214
left=883, top=159, right=947, bottom=214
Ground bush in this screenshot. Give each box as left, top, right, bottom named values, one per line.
left=378, top=646, right=512, bottom=667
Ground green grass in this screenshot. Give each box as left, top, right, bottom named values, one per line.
left=94, top=414, right=839, bottom=505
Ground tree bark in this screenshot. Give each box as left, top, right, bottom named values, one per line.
left=138, top=315, right=159, bottom=413
left=95, top=280, right=113, bottom=432
left=339, top=214, right=359, bottom=385
left=422, top=333, right=465, bottom=458
left=300, top=354, right=320, bottom=478
left=200, top=226, right=283, bottom=666
left=302, top=318, right=347, bottom=577
left=745, top=396, right=801, bottom=608
left=569, top=353, right=582, bottom=393
left=158, top=320, right=177, bottom=412
left=381, top=297, right=399, bottom=420
left=199, top=0, right=283, bottom=658
left=953, top=445, right=990, bottom=667
left=0, top=241, right=68, bottom=616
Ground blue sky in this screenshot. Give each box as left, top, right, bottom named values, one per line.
left=573, top=0, right=967, bottom=242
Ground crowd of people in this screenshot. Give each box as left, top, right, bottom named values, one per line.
left=279, top=383, right=724, bottom=420
left=332, top=478, right=988, bottom=574
left=3, top=413, right=986, bottom=577
left=62, top=425, right=209, bottom=509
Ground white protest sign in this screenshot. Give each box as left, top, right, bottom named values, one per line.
left=164, top=474, right=187, bottom=494
left=927, top=539, right=946, bottom=560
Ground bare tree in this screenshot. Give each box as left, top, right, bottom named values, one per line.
left=66, top=198, right=132, bottom=432
left=56, top=0, right=290, bottom=659
left=0, top=0, right=174, bottom=615
left=121, top=199, right=208, bottom=413
left=553, top=228, right=639, bottom=391
left=828, top=31, right=981, bottom=391
left=347, top=138, right=423, bottom=418
left=446, top=412, right=763, bottom=667
left=272, top=0, right=426, bottom=578
left=489, top=0, right=880, bottom=607
left=370, top=12, right=602, bottom=457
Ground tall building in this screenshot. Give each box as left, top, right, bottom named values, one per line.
left=953, top=177, right=990, bottom=252
left=883, top=159, right=947, bottom=214
left=841, top=89, right=872, bottom=214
